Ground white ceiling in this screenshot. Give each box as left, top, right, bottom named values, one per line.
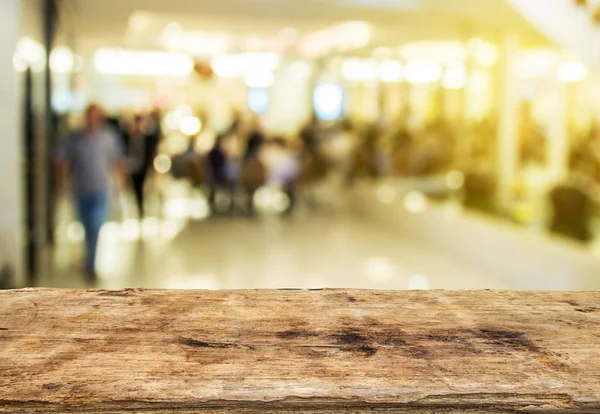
left=61, top=0, right=548, bottom=53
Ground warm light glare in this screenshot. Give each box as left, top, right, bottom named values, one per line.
left=341, top=58, right=403, bottom=83
left=446, top=170, right=465, bottom=190
left=400, top=41, right=466, bottom=64
left=442, top=65, right=467, bottom=90
left=405, top=61, right=442, bottom=84
left=468, top=38, right=498, bottom=67
left=341, top=58, right=378, bottom=82
left=557, top=61, right=588, bottom=82
left=379, top=60, right=403, bottom=82
left=179, top=116, right=202, bottom=136
left=50, top=46, right=74, bottom=73
left=154, top=154, right=172, bottom=174
left=245, top=70, right=275, bottom=88
left=94, top=49, right=194, bottom=77
left=211, top=55, right=243, bottom=78
left=300, top=21, right=371, bottom=58
left=404, top=191, right=428, bottom=213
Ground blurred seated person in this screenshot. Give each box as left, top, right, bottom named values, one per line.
left=549, top=182, right=593, bottom=243
left=208, top=132, right=241, bottom=213
left=241, top=129, right=267, bottom=213
left=262, top=137, right=300, bottom=215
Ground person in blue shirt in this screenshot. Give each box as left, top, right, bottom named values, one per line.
left=55, top=104, right=127, bottom=282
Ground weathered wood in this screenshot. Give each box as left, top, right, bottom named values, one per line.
left=1, top=288, right=599, bottom=413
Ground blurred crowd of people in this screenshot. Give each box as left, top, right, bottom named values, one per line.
left=54, top=100, right=600, bottom=282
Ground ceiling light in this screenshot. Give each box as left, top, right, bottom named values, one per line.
left=244, top=70, right=275, bottom=88
left=211, top=54, right=243, bottom=78
left=341, top=58, right=378, bottom=82
left=442, top=64, right=466, bottom=89
left=94, top=49, right=194, bottom=77
left=405, top=61, right=442, bottom=84
left=379, top=60, right=403, bottom=82
left=557, top=61, right=588, bottom=82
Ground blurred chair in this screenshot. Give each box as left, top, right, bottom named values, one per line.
left=549, top=185, right=593, bottom=243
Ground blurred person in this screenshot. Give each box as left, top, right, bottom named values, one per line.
left=208, top=132, right=241, bottom=213
left=325, top=120, right=358, bottom=186
left=300, top=113, right=321, bottom=157
left=55, top=104, right=127, bottom=282
left=125, top=114, right=158, bottom=219
left=262, top=137, right=301, bottom=215
left=241, top=129, right=267, bottom=213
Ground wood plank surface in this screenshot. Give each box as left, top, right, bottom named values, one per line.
left=1, top=288, right=599, bottom=413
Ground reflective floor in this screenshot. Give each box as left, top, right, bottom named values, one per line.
left=39, top=180, right=600, bottom=291
left=41, top=195, right=505, bottom=291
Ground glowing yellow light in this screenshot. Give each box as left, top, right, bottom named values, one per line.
left=405, top=61, right=442, bottom=84
left=404, top=191, right=428, bottom=213
left=400, top=41, right=466, bottom=64
left=179, top=116, right=202, bottom=136
left=243, top=53, right=280, bottom=71
left=365, top=257, right=396, bottom=281
left=446, top=170, right=465, bottom=190
left=442, top=65, right=466, bottom=90
left=244, top=70, right=275, bottom=88
left=13, top=53, right=27, bottom=72
left=120, top=219, right=140, bottom=241
left=341, top=58, right=378, bottom=82
left=153, top=154, right=172, bottom=174
left=17, top=37, right=45, bottom=65
left=272, top=192, right=291, bottom=213
left=379, top=60, right=403, bottom=83
left=468, top=38, right=498, bottom=67
left=99, top=221, right=120, bottom=242
left=408, top=274, right=430, bottom=290
left=94, top=48, right=194, bottom=77
left=189, top=198, right=210, bottom=220
left=557, top=61, right=588, bottom=83
left=211, top=55, right=243, bottom=78
left=50, top=47, right=74, bottom=73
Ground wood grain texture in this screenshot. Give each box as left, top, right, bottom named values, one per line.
left=1, top=288, right=599, bottom=413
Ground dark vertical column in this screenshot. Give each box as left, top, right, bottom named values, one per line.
left=43, top=0, right=57, bottom=249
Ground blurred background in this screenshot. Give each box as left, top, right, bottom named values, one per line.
left=2, top=0, right=600, bottom=291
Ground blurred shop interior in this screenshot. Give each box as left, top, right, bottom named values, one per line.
left=2, top=0, right=600, bottom=290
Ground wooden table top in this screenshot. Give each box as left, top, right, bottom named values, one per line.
left=1, top=288, right=599, bottom=413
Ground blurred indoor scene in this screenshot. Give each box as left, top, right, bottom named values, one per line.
left=2, top=0, right=600, bottom=290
